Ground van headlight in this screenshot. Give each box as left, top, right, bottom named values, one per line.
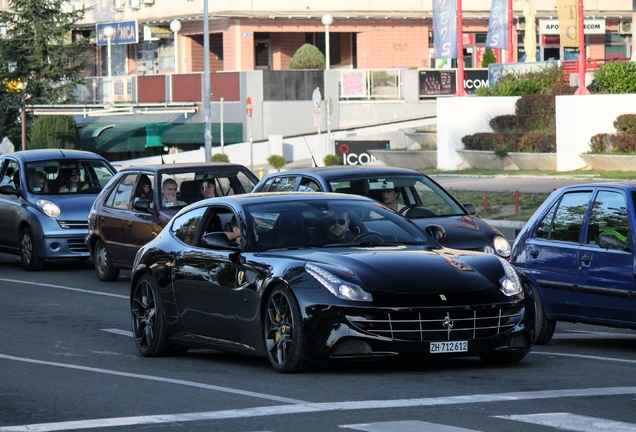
left=37, top=199, right=61, bottom=218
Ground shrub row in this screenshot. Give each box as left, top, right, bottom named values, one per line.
left=462, top=132, right=556, bottom=155
left=590, top=133, right=636, bottom=153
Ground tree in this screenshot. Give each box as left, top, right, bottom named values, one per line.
left=290, top=44, right=326, bottom=70
left=267, top=154, right=286, bottom=171
left=212, top=152, right=230, bottom=162
left=481, top=49, right=497, bottom=68
left=0, top=0, right=89, bottom=146
left=29, top=115, right=79, bottom=150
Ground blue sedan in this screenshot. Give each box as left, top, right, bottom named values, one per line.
left=511, top=183, right=636, bottom=344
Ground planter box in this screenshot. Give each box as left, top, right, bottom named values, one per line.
left=368, top=150, right=436, bottom=170
left=579, top=154, right=636, bottom=172
left=456, top=150, right=517, bottom=170
left=507, top=152, right=557, bottom=171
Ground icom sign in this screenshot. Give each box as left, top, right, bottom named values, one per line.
left=335, top=141, right=388, bottom=165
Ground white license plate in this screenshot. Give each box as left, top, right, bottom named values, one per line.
left=430, top=341, right=468, bottom=353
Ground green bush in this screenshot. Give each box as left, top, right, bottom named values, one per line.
left=481, top=49, right=497, bottom=68
left=290, top=44, right=325, bottom=70
left=267, top=154, right=286, bottom=171
left=614, top=114, right=636, bottom=134
left=323, top=154, right=340, bottom=166
left=212, top=152, right=230, bottom=162
left=518, top=133, right=556, bottom=152
left=29, top=115, right=79, bottom=150
left=515, top=94, right=555, bottom=117
left=488, top=115, right=520, bottom=132
left=475, top=65, right=566, bottom=96
left=592, top=60, right=636, bottom=94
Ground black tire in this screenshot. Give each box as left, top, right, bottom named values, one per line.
left=131, top=274, right=174, bottom=357
left=94, top=239, right=120, bottom=282
left=534, top=289, right=556, bottom=345
left=263, top=285, right=308, bottom=373
left=479, top=350, right=529, bottom=364
left=21, top=227, right=44, bottom=271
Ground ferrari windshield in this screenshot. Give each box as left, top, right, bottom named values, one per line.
left=246, top=199, right=430, bottom=251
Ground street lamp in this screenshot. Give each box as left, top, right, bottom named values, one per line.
left=321, top=14, right=334, bottom=155
left=170, top=19, right=181, bottom=74
left=17, top=82, right=27, bottom=151
left=321, top=14, right=333, bottom=70
left=103, top=25, right=115, bottom=77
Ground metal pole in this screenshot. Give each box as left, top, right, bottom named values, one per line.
left=322, top=14, right=333, bottom=154
left=455, top=0, right=468, bottom=96
left=220, top=97, right=224, bottom=154
left=507, top=0, right=514, bottom=63
left=107, top=37, right=112, bottom=77
left=574, top=0, right=590, bottom=95
left=203, top=0, right=212, bottom=161
left=21, top=95, right=26, bottom=151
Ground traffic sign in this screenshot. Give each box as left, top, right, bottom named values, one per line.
left=312, top=88, right=322, bottom=108
left=246, top=97, right=252, bottom=117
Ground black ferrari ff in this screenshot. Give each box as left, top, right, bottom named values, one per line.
left=130, top=192, right=534, bottom=373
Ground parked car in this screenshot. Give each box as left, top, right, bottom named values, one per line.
left=253, top=166, right=511, bottom=258
left=88, top=163, right=259, bottom=281
left=0, top=149, right=117, bottom=270
left=511, top=183, right=636, bottom=344
left=130, top=192, right=534, bottom=373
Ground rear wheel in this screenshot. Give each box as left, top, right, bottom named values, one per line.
left=94, top=240, right=120, bottom=282
left=21, top=227, right=44, bottom=271
left=534, top=289, right=556, bottom=345
left=263, top=285, right=308, bottom=373
left=131, top=274, right=176, bottom=357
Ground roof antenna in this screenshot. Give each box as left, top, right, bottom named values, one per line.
left=303, top=136, right=319, bottom=167
left=160, top=152, right=166, bottom=164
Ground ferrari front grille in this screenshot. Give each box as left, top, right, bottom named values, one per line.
left=346, top=306, right=524, bottom=342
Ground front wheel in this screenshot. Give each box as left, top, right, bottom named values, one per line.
left=131, top=274, right=174, bottom=357
left=94, top=240, right=120, bottom=282
left=21, top=227, right=44, bottom=271
left=263, top=285, right=308, bottom=373
left=534, top=289, right=556, bottom=345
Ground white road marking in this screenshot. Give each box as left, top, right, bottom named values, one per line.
left=101, top=328, right=133, bottom=337
left=0, top=354, right=307, bottom=405
left=0, top=278, right=127, bottom=299
left=532, top=350, right=636, bottom=365
left=495, top=413, right=636, bottom=432
left=341, top=420, right=478, bottom=431
left=0, top=379, right=635, bottom=432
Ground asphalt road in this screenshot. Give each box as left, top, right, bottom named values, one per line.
left=2, top=254, right=636, bottom=432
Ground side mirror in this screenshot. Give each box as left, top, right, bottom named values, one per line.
left=202, top=232, right=241, bottom=250
left=133, top=198, right=151, bottom=212
left=425, top=224, right=446, bottom=242
left=462, top=203, right=477, bottom=215
left=0, top=184, right=22, bottom=197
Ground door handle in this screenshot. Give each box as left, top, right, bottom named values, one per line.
left=581, top=255, right=591, bottom=264
left=529, top=249, right=538, bottom=258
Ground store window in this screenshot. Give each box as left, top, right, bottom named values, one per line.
left=605, top=32, right=629, bottom=59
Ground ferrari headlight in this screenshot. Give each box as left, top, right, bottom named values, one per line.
left=305, top=263, right=372, bottom=302
left=36, top=199, right=61, bottom=218
left=497, top=257, right=523, bottom=296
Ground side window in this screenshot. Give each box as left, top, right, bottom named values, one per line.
left=535, top=191, right=591, bottom=243
left=0, top=160, right=20, bottom=189
left=586, top=190, right=629, bottom=246
left=299, top=178, right=320, bottom=192
left=171, top=206, right=206, bottom=245
left=105, top=173, right=137, bottom=210
left=268, top=176, right=298, bottom=192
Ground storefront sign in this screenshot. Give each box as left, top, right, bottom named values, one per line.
left=539, top=18, right=605, bottom=35
left=418, top=70, right=457, bottom=97
left=335, top=141, right=387, bottom=165
left=556, top=0, right=578, bottom=47
left=96, top=21, right=139, bottom=46
left=143, top=25, right=172, bottom=41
